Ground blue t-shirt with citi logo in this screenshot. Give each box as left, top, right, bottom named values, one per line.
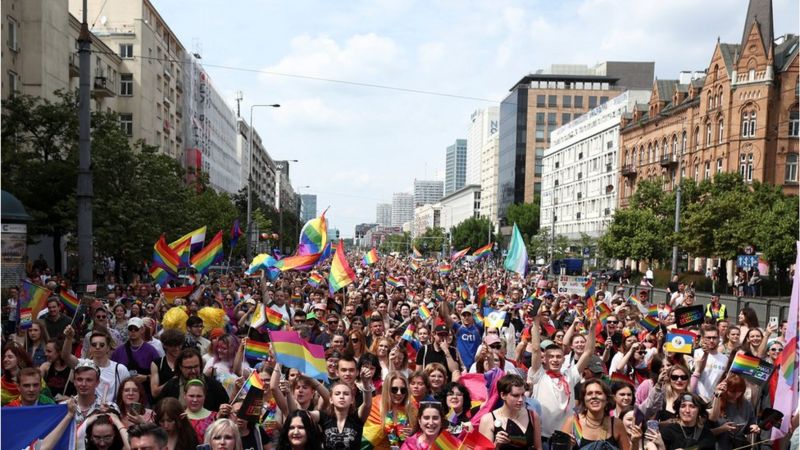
left=452, top=321, right=483, bottom=369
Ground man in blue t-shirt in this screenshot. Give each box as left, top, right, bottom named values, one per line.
left=441, top=302, right=482, bottom=370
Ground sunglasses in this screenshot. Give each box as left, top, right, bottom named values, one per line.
left=128, top=326, right=141, bottom=332
left=671, top=374, right=690, bottom=381
left=636, top=350, right=647, bottom=355
left=391, top=386, right=408, bottom=394
left=489, top=343, right=502, bottom=350
left=95, top=315, right=108, bottom=320
left=350, top=339, right=359, bottom=343
left=769, top=347, right=783, bottom=352
left=606, top=320, right=619, bottom=324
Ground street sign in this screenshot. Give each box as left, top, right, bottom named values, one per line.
left=737, top=254, right=758, bottom=269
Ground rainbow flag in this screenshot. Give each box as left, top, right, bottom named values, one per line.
left=230, top=219, right=243, bottom=249
left=418, top=304, right=432, bottom=320
left=149, top=265, right=173, bottom=286
left=771, top=242, right=799, bottom=441
left=317, top=242, right=333, bottom=265
left=19, top=280, right=52, bottom=329
left=162, top=286, right=195, bottom=304
left=503, top=224, right=527, bottom=275
left=730, top=353, right=762, bottom=373
left=431, top=429, right=461, bottom=450
left=297, top=211, right=328, bottom=255
left=665, top=329, right=696, bottom=354
left=596, top=303, right=612, bottom=323
left=460, top=284, right=470, bottom=301
left=275, top=253, right=322, bottom=272
left=472, top=243, right=492, bottom=260
left=584, top=277, right=596, bottom=298
left=640, top=315, right=660, bottom=332
left=268, top=330, right=328, bottom=381
left=308, top=272, right=324, bottom=288
left=328, top=241, right=356, bottom=293
left=59, top=290, right=80, bottom=315
left=572, top=416, right=584, bottom=445
left=778, top=337, right=797, bottom=385
left=170, top=237, right=192, bottom=268
left=434, top=291, right=445, bottom=303
left=246, top=253, right=278, bottom=275
left=191, top=231, right=224, bottom=275
left=628, top=295, right=648, bottom=315
left=362, top=248, right=378, bottom=266
left=153, top=234, right=181, bottom=275
left=386, top=276, right=401, bottom=287
left=245, top=340, right=271, bottom=360
left=451, top=247, right=471, bottom=263
left=610, top=372, right=635, bottom=386
left=263, top=308, right=284, bottom=331
left=401, top=324, right=417, bottom=343
left=409, top=259, right=420, bottom=271
left=412, top=245, right=422, bottom=258
left=476, top=284, right=488, bottom=311
left=242, top=370, right=266, bottom=393
left=438, top=263, right=452, bottom=275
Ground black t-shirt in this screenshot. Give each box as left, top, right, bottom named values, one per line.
left=319, top=411, right=363, bottom=450
left=415, top=344, right=459, bottom=376
left=659, top=422, right=715, bottom=450
left=240, top=425, right=268, bottom=450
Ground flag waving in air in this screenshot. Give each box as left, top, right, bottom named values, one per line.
left=231, top=219, right=243, bottom=248
left=328, top=240, right=356, bottom=293
left=503, top=223, right=528, bottom=275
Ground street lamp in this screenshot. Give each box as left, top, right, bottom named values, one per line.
left=246, top=103, right=280, bottom=260
left=275, top=160, right=299, bottom=254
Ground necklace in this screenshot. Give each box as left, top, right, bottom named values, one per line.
left=584, top=415, right=604, bottom=428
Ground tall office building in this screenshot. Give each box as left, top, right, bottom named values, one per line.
left=300, top=194, right=317, bottom=222
left=391, top=193, right=414, bottom=228
left=497, top=61, right=654, bottom=219
left=376, top=203, right=392, bottom=227
left=466, top=108, right=499, bottom=185
left=444, top=139, right=467, bottom=195
left=413, top=179, right=444, bottom=207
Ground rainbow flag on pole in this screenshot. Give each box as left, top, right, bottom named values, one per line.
left=19, top=280, right=52, bottom=329
left=418, top=304, right=432, bottom=320
left=241, top=370, right=266, bottom=394
left=451, top=247, right=471, bottom=263
left=503, top=223, right=528, bottom=275
left=244, top=340, right=271, bottom=360
left=161, top=286, right=195, bottom=305
left=438, top=263, right=452, bottom=276
left=275, top=253, right=322, bottom=272
left=431, top=429, right=461, bottom=450
left=297, top=211, right=328, bottom=255
left=153, top=234, right=181, bottom=275
left=308, top=272, right=324, bottom=288
left=412, top=245, right=423, bottom=258
left=409, top=259, right=420, bottom=271
left=263, top=308, right=284, bottom=331
left=191, top=231, right=224, bottom=275
left=472, top=243, right=493, bottom=260
left=268, top=330, right=328, bottom=381
left=362, top=248, right=378, bottom=266
left=170, top=226, right=207, bottom=267
left=59, top=290, right=80, bottom=315
left=386, top=276, right=401, bottom=287
left=328, top=240, right=356, bottom=293
left=771, top=241, right=799, bottom=441
left=230, top=219, right=243, bottom=249
left=149, top=265, right=173, bottom=286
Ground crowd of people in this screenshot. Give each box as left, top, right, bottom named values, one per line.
left=1, top=253, right=798, bottom=450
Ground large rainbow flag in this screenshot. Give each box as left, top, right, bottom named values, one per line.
left=451, top=247, right=471, bottom=263
left=472, top=243, right=493, bottom=260
left=268, top=330, right=328, bottom=381
left=170, top=226, right=207, bottom=267
left=328, top=241, right=356, bottom=293
left=153, top=234, right=181, bottom=275
left=19, top=280, right=52, bottom=329
left=274, top=253, right=321, bottom=272
left=161, top=286, right=195, bottom=305
left=149, top=265, right=173, bottom=286
left=297, top=211, right=327, bottom=256
left=190, top=231, right=224, bottom=275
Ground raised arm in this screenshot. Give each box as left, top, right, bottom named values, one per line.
left=39, top=399, right=77, bottom=450
left=530, top=309, right=542, bottom=372
left=61, top=325, right=79, bottom=368
left=232, top=338, right=246, bottom=377
left=440, top=296, right=455, bottom=330
left=575, top=319, right=598, bottom=374
left=270, top=363, right=289, bottom=416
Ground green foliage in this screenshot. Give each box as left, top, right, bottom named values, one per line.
left=413, top=227, right=447, bottom=254
left=450, top=217, right=494, bottom=251
left=380, top=232, right=411, bottom=253
left=506, top=198, right=540, bottom=240
left=599, top=207, right=670, bottom=261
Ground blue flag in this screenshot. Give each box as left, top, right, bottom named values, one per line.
left=2, top=404, right=75, bottom=450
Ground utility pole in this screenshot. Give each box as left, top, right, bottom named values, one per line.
left=76, top=0, right=93, bottom=291
left=671, top=121, right=686, bottom=278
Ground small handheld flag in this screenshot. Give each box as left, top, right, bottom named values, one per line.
left=665, top=329, right=696, bottom=354
left=328, top=241, right=356, bottom=293
left=362, top=248, right=378, bottom=266
left=59, top=290, right=80, bottom=315
left=244, top=340, right=271, bottom=360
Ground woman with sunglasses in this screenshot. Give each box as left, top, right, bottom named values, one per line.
left=347, top=331, right=367, bottom=360
left=399, top=401, right=447, bottom=450
left=658, top=393, right=714, bottom=450
left=709, top=374, right=759, bottom=450
left=562, top=379, right=632, bottom=450
left=640, top=364, right=691, bottom=421
left=765, top=340, right=784, bottom=364
left=362, top=372, right=416, bottom=450
left=479, top=374, right=541, bottom=450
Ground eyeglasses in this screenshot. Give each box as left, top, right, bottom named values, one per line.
left=90, top=342, right=107, bottom=348
left=636, top=350, right=647, bottom=355
left=606, top=320, right=619, bottom=324
left=671, top=374, right=690, bottom=381
left=92, top=435, right=115, bottom=442
left=447, top=391, right=463, bottom=397
left=391, top=386, right=408, bottom=394
left=489, top=343, right=502, bottom=350
left=128, top=326, right=141, bottom=332
left=769, top=347, right=783, bottom=352
left=95, top=315, right=107, bottom=320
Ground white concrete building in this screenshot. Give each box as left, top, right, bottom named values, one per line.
left=376, top=203, right=392, bottom=227
left=237, top=118, right=276, bottom=208
left=466, top=107, right=499, bottom=185
left=413, top=179, right=444, bottom=207
left=391, top=193, right=414, bottom=228
left=183, top=55, right=240, bottom=195
left=412, top=204, right=442, bottom=237
left=480, top=133, right=500, bottom=224
left=540, top=90, right=651, bottom=240
left=439, top=184, right=481, bottom=231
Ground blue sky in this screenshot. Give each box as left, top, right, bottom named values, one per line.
left=154, top=0, right=798, bottom=237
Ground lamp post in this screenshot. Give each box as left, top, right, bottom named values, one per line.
left=275, top=160, right=299, bottom=254
left=671, top=122, right=686, bottom=278
left=294, top=185, right=311, bottom=246
left=246, top=103, right=280, bottom=260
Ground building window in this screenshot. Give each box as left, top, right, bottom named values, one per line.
left=547, top=113, right=557, bottom=125
left=562, top=95, right=572, bottom=108
left=536, top=112, right=545, bottom=124
left=672, top=135, right=678, bottom=154
left=694, top=126, right=700, bottom=150
left=706, top=124, right=712, bottom=146
left=694, top=164, right=699, bottom=181
left=119, top=113, right=133, bottom=136
left=789, top=109, right=799, bottom=137
left=704, top=161, right=710, bottom=179
left=7, top=70, right=18, bottom=94
left=548, top=95, right=557, bottom=107
left=7, top=16, right=18, bottom=51
left=574, top=96, right=583, bottom=108
left=740, top=154, right=754, bottom=182
left=588, top=96, right=597, bottom=108
left=786, top=154, right=798, bottom=182
left=718, top=120, right=724, bottom=143
left=536, top=95, right=546, bottom=107
left=681, top=131, right=687, bottom=152
left=717, top=158, right=723, bottom=174
left=742, top=110, right=756, bottom=137
left=119, top=44, right=134, bottom=58
left=562, top=113, right=571, bottom=124
left=120, top=73, right=133, bottom=96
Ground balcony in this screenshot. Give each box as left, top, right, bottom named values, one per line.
left=660, top=152, right=678, bottom=168
left=92, top=76, right=116, bottom=97
left=621, top=164, right=637, bottom=177
left=69, top=53, right=80, bottom=77
left=163, top=66, right=172, bottom=80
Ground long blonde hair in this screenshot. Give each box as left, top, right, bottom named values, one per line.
left=381, top=371, right=416, bottom=425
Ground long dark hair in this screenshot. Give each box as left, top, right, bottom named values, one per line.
left=277, top=410, right=323, bottom=450
left=85, top=414, right=124, bottom=450
left=437, top=382, right=473, bottom=422
left=154, top=398, right=198, bottom=450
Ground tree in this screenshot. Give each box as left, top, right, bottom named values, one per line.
left=506, top=198, right=540, bottom=240
left=599, top=207, right=670, bottom=262
left=380, top=233, right=411, bottom=254
left=413, top=227, right=447, bottom=255
left=450, top=217, right=494, bottom=251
